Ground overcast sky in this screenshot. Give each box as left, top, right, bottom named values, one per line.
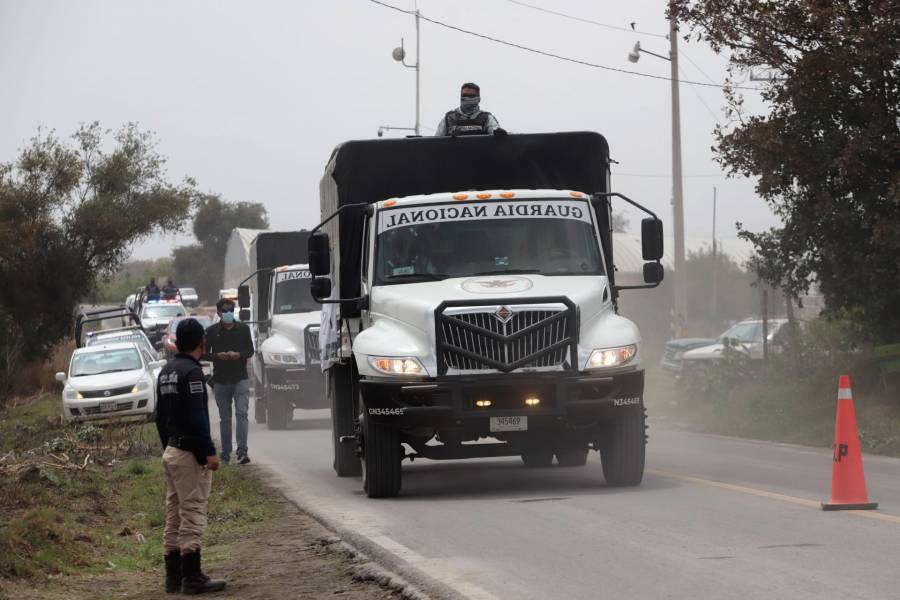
left=0, top=0, right=778, bottom=260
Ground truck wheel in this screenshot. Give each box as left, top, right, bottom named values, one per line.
left=361, top=405, right=402, bottom=498
left=555, top=443, right=589, bottom=467
left=266, top=398, right=290, bottom=430
left=521, top=442, right=554, bottom=468
left=253, top=386, right=267, bottom=424
left=329, top=365, right=361, bottom=477
left=600, top=408, right=647, bottom=486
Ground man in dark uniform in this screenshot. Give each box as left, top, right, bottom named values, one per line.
left=156, top=318, right=227, bottom=595
left=435, top=82, right=505, bottom=136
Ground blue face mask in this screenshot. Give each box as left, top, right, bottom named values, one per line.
left=222, top=311, right=235, bottom=324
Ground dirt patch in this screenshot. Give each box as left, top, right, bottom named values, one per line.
left=0, top=496, right=406, bottom=600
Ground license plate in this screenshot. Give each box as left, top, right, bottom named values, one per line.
left=100, top=400, right=117, bottom=413
left=490, top=416, right=528, bottom=432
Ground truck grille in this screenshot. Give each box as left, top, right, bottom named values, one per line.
left=304, top=325, right=320, bottom=366
left=436, top=300, right=578, bottom=375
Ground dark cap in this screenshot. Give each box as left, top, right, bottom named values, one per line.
left=461, top=82, right=480, bottom=92
left=176, top=318, right=205, bottom=352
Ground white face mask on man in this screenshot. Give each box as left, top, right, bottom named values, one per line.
left=460, top=95, right=480, bottom=114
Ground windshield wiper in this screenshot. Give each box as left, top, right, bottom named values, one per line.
left=473, top=269, right=542, bottom=276
left=385, top=273, right=450, bottom=282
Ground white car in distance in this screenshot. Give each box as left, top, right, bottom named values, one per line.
left=57, top=342, right=164, bottom=423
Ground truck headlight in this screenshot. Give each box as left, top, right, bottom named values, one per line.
left=64, top=388, right=83, bottom=400
left=586, top=345, right=637, bottom=369
left=132, top=379, right=152, bottom=393
left=264, top=351, right=302, bottom=365
left=367, top=357, right=426, bottom=376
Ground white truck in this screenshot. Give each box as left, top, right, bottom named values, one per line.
left=235, top=231, right=326, bottom=429
left=307, top=132, right=664, bottom=497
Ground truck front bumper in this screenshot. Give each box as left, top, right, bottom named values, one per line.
left=359, top=369, right=644, bottom=431
left=264, top=365, right=327, bottom=409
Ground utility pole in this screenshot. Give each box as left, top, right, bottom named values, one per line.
left=669, top=6, right=687, bottom=336
left=414, top=9, right=420, bottom=135
left=388, top=8, right=421, bottom=136
left=711, top=186, right=717, bottom=327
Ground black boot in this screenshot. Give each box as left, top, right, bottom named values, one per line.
left=164, top=550, right=182, bottom=594
left=181, top=549, right=226, bottom=595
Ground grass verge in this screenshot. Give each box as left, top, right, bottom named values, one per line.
left=0, top=393, right=275, bottom=582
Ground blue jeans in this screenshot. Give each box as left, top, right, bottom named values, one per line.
left=214, top=379, right=250, bottom=459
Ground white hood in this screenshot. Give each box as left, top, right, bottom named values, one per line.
left=353, top=275, right=641, bottom=376
left=263, top=311, right=321, bottom=362
left=68, top=369, right=145, bottom=391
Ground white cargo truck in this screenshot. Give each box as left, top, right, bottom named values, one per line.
left=308, top=132, right=664, bottom=497
left=234, top=231, right=326, bottom=429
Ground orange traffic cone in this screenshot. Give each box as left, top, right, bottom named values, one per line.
left=822, top=375, right=878, bottom=510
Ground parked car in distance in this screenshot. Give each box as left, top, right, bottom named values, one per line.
left=85, top=326, right=159, bottom=361
left=57, top=342, right=164, bottom=423
left=162, top=315, right=212, bottom=358
left=179, top=287, right=200, bottom=307
left=678, top=318, right=790, bottom=372
left=139, top=300, right=187, bottom=347
left=661, top=337, right=717, bottom=372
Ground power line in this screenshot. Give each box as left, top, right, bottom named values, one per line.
left=678, top=49, right=721, bottom=86
left=503, top=0, right=667, bottom=39
left=369, top=0, right=761, bottom=91
left=680, top=66, right=724, bottom=125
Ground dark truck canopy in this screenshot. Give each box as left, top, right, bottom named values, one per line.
left=251, top=231, right=310, bottom=322
left=320, top=132, right=613, bottom=314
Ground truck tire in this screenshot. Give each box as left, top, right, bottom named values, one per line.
left=521, top=441, right=554, bottom=468
left=600, top=408, right=646, bottom=486
left=361, top=404, right=402, bottom=498
left=555, top=443, right=589, bottom=467
left=266, top=397, right=291, bottom=430
left=253, top=381, right=267, bottom=424
left=329, top=365, right=362, bottom=477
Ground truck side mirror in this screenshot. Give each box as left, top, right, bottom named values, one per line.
left=311, top=277, right=332, bottom=301
left=309, top=232, right=331, bottom=276
left=239, top=308, right=251, bottom=322
left=237, top=285, right=250, bottom=308
left=641, top=218, right=664, bottom=261
left=643, top=262, right=664, bottom=284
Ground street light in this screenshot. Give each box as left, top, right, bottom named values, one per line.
left=381, top=9, right=421, bottom=137
left=626, top=19, right=688, bottom=336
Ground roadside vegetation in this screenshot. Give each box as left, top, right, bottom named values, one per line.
left=0, top=393, right=275, bottom=582
left=649, top=317, right=900, bottom=457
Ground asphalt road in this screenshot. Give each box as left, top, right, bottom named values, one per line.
left=207, top=401, right=900, bottom=600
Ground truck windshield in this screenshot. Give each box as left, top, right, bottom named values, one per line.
left=375, top=199, right=603, bottom=285
left=274, top=278, right=319, bottom=314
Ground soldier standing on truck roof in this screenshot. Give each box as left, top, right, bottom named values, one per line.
left=435, top=82, right=506, bottom=137
left=155, top=318, right=227, bottom=595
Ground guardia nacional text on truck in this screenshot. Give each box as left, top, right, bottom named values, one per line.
left=308, top=132, right=664, bottom=497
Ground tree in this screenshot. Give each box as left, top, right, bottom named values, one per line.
left=172, top=194, right=268, bottom=301
left=673, top=1, right=900, bottom=342
left=0, top=123, right=194, bottom=397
